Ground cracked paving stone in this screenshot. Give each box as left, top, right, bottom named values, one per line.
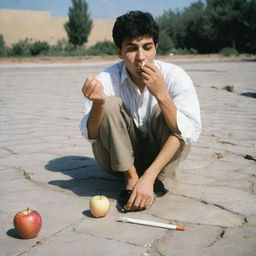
left=148, top=223, right=223, bottom=256
left=147, top=193, right=243, bottom=227
left=21, top=226, right=147, bottom=256
left=200, top=224, right=256, bottom=256
left=72, top=208, right=168, bottom=247
left=1, top=60, right=256, bottom=256
left=171, top=184, right=256, bottom=216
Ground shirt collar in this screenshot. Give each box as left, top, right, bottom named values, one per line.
left=120, top=61, right=129, bottom=85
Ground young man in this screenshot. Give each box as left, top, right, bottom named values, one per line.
left=80, top=11, right=201, bottom=212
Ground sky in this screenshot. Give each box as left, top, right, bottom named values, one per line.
left=0, top=0, right=201, bottom=19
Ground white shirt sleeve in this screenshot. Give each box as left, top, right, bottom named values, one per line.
left=168, top=66, right=202, bottom=144
left=79, top=69, right=114, bottom=143
left=79, top=98, right=96, bottom=142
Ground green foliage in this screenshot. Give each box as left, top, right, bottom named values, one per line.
left=9, top=39, right=30, bottom=56
left=86, top=40, right=116, bottom=56
left=48, top=39, right=76, bottom=56
left=0, top=34, right=5, bottom=49
left=219, top=47, right=239, bottom=56
left=0, top=34, right=7, bottom=56
left=51, top=39, right=75, bottom=52
left=29, top=41, right=50, bottom=56
left=157, top=0, right=256, bottom=53
left=157, top=30, right=174, bottom=55
left=65, top=0, right=92, bottom=47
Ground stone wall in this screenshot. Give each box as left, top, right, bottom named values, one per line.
left=0, top=9, right=115, bottom=46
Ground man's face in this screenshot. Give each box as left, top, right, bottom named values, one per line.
left=116, top=36, right=157, bottom=81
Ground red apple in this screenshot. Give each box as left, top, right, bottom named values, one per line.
left=13, top=208, right=42, bottom=239
left=89, top=195, right=110, bottom=218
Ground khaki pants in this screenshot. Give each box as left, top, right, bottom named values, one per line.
left=92, top=96, right=188, bottom=189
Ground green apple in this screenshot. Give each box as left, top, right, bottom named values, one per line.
left=89, top=195, right=110, bottom=218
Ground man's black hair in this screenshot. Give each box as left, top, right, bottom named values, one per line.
left=112, top=11, right=159, bottom=48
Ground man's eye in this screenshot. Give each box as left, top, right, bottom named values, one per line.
left=144, top=46, right=153, bottom=51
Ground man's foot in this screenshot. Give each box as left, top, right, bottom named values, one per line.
left=153, top=179, right=168, bottom=197
left=117, top=190, right=132, bottom=212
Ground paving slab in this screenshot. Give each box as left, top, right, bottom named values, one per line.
left=0, top=58, right=255, bottom=256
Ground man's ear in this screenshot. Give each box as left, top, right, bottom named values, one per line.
left=115, top=47, right=123, bottom=59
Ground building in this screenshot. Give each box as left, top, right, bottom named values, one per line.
left=0, top=9, right=115, bottom=47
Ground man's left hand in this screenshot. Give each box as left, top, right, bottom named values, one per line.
left=141, top=63, right=167, bottom=99
left=124, top=176, right=154, bottom=211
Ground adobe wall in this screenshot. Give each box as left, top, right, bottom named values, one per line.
left=0, top=9, right=115, bottom=46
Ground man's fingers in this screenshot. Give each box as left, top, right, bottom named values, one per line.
left=124, top=191, right=136, bottom=210
left=82, top=75, right=93, bottom=96
left=145, top=197, right=153, bottom=209
left=139, top=197, right=147, bottom=210
left=86, top=83, right=101, bottom=98
left=133, top=194, right=142, bottom=209
left=144, top=62, right=157, bottom=72
left=87, top=74, right=94, bottom=82
left=83, top=76, right=103, bottom=98
left=141, top=71, right=151, bottom=81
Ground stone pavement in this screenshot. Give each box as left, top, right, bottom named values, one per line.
left=0, top=58, right=255, bottom=256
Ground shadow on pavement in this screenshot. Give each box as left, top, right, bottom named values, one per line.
left=240, top=92, right=256, bottom=99
left=45, top=156, right=124, bottom=200
left=6, top=228, right=20, bottom=239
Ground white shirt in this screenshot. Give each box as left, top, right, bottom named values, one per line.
left=80, top=60, right=202, bottom=145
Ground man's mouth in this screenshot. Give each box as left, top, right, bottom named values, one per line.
left=136, top=61, right=145, bottom=72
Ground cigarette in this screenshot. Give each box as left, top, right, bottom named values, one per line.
left=116, top=217, right=185, bottom=231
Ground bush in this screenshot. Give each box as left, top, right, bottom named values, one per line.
left=219, top=47, right=239, bottom=56
left=0, top=34, right=7, bottom=56
left=52, top=38, right=75, bottom=52
left=9, top=39, right=30, bottom=56
left=29, top=41, right=50, bottom=56
left=0, top=34, right=5, bottom=49
left=48, top=39, right=76, bottom=56
left=86, top=40, right=116, bottom=56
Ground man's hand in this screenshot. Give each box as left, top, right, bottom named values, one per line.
left=124, top=175, right=154, bottom=211
left=82, top=75, right=105, bottom=104
left=82, top=75, right=105, bottom=139
left=140, top=63, right=168, bottom=99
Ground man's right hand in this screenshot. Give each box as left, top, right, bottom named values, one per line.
left=82, top=75, right=105, bottom=104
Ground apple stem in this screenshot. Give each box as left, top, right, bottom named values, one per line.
left=27, top=207, right=29, bottom=214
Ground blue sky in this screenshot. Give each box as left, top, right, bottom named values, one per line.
left=0, top=0, right=201, bottom=18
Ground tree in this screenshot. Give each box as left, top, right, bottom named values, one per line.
left=157, top=0, right=256, bottom=54
left=65, top=0, right=92, bottom=47
left=244, top=0, right=256, bottom=52
left=206, top=0, right=250, bottom=52
left=181, top=2, right=214, bottom=53
left=157, top=29, right=174, bottom=55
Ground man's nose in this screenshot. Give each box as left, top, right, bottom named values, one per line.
left=136, top=48, right=145, bottom=61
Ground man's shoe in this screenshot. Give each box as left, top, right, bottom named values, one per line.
left=153, top=179, right=168, bottom=197
left=117, top=189, right=132, bottom=213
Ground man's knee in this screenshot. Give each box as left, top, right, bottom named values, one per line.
left=104, top=96, right=122, bottom=116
